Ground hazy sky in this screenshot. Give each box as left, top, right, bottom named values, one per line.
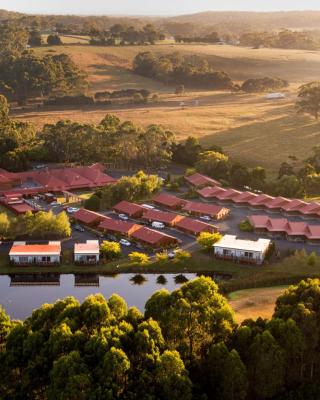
left=1, top=0, right=320, bottom=16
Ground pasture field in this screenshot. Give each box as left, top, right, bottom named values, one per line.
left=228, top=286, right=288, bottom=323
left=12, top=44, right=320, bottom=175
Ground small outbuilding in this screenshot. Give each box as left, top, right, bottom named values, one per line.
left=213, top=235, right=271, bottom=265
left=74, top=240, right=100, bottom=265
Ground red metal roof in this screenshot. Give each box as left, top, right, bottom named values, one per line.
left=266, top=218, right=288, bottom=232
left=153, top=193, right=186, bottom=208
left=113, top=201, right=145, bottom=216
left=282, top=199, right=308, bottom=212
left=300, top=202, right=320, bottom=215
left=98, top=219, right=141, bottom=235
left=175, top=217, right=216, bottom=234
left=215, top=188, right=242, bottom=201
left=305, top=225, right=320, bottom=239
left=248, top=215, right=269, bottom=228
left=248, top=194, right=274, bottom=206
left=286, top=221, right=308, bottom=236
left=197, top=186, right=226, bottom=199
left=233, top=191, right=258, bottom=204
left=185, top=173, right=219, bottom=187
left=265, top=197, right=291, bottom=209
left=9, top=243, right=61, bottom=255
left=142, top=209, right=184, bottom=225
left=73, top=209, right=108, bottom=225
left=182, top=201, right=227, bottom=217
left=131, top=227, right=178, bottom=245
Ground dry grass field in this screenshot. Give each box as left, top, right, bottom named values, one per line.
left=12, top=43, right=320, bottom=175
left=228, top=286, right=288, bottom=323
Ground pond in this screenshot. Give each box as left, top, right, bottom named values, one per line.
left=0, top=273, right=201, bottom=320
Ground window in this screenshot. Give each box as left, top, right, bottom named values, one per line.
left=244, top=252, right=253, bottom=259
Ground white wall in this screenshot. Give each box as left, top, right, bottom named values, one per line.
left=10, top=255, right=60, bottom=264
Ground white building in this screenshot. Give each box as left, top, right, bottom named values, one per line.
left=74, top=240, right=100, bottom=264
left=213, top=235, right=271, bottom=265
left=9, top=241, right=61, bottom=265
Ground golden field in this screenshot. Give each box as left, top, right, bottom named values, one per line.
left=11, top=43, right=320, bottom=175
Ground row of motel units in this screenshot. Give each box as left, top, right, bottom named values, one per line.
left=0, top=163, right=116, bottom=200
left=198, top=184, right=320, bottom=219
left=213, top=235, right=271, bottom=265
left=248, top=215, right=320, bottom=243
left=72, top=208, right=180, bottom=248
left=9, top=240, right=100, bottom=266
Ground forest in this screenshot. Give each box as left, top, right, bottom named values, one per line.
left=1, top=276, right=320, bottom=399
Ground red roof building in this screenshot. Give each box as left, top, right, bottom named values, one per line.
left=300, top=202, right=320, bottom=217
left=232, top=191, right=258, bottom=205
left=265, top=197, right=291, bottom=211
left=182, top=201, right=230, bottom=220
left=175, top=217, right=217, bottom=236
left=72, top=209, right=108, bottom=226
left=98, top=219, right=141, bottom=237
left=0, top=197, right=37, bottom=215
left=152, top=193, right=187, bottom=209
left=197, top=186, right=226, bottom=199
left=185, top=173, right=219, bottom=188
left=113, top=201, right=145, bottom=218
left=215, top=188, right=242, bottom=202
left=282, top=199, right=309, bottom=214
left=131, top=227, right=179, bottom=248
left=248, top=194, right=274, bottom=208
left=142, top=209, right=184, bottom=226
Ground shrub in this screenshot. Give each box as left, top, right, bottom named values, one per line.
left=197, top=232, right=222, bottom=251
left=100, top=241, right=121, bottom=260
left=239, top=220, right=254, bottom=232
left=84, top=194, right=100, bottom=211
left=308, top=251, right=318, bottom=266
left=156, top=252, right=169, bottom=263
left=174, top=250, right=191, bottom=263
left=129, top=252, right=150, bottom=264
left=44, top=95, right=95, bottom=106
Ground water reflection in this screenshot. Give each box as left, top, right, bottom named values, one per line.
left=156, top=275, right=167, bottom=285
left=130, top=274, right=147, bottom=285
left=174, top=274, right=189, bottom=284
left=0, top=273, right=198, bottom=320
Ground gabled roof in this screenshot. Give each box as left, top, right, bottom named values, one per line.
left=248, top=194, right=274, bottom=206
left=300, top=202, right=320, bottom=215
left=131, top=227, right=178, bottom=245
left=98, top=219, right=141, bottom=235
left=182, top=201, right=227, bottom=216
left=266, top=218, right=288, bottom=232
left=153, top=193, right=186, bottom=208
left=185, top=173, right=219, bottom=187
left=215, top=188, right=242, bottom=201
left=142, top=209, right=184, bottom=224
left=265, top=197, right=291, bottom=209
left=286, top=221, right=308, bottom=236
left=197, top=186, right=226, bottom=199
left=248, top=215, right=269, bottom=228
left=175, top=217, right=216, bottom=234
left=233, top=191, right=258, bottom=204
left=113, top=201, right=145, bottom=216
left=73, top=209, right=108, bottom=225
left=282, top=199, right=308, bottom=212
left=305, top=225, right=320, bottom=239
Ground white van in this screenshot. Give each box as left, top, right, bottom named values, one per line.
left=151, top=221, right=165, bottom=229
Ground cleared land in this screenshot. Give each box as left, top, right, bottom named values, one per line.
left=12, top=44, right=320, bottom=175
left=228, top=286, right=288, bottom=323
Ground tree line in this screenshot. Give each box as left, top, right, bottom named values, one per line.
left=1, top=276, right=320, bottom=399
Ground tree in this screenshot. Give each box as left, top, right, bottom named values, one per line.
left=205, top=342, right=248, bottom=400
left=297, top=82, right=320, bottom=120
left=129, top=252, right=150, bottom=264
left=84, top=194, right=100, bottom=211
left=47, top=34, right=62, bottom=45
left=0, top=213, right=10, bottom=239
left=28, top=30, right=42, bottom=46
left=100, top=241, right=121, bottom=260
left=145, top=277, right=236, bottom=361
left=195, top=151, right=229, bottom=180
left=197, top=232, right=222, bottom=251
left=308, top=252, right=318, bottom=266
left=229, top=163, right=251, bottom=188
left=174, top=250, right=191, bottom=263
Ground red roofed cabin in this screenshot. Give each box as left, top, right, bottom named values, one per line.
left=175, top=217, right=217, bottom=236
left=9, top=241, right=61, bottom=265
left=72, top=209, right=108, bottom=227
left=142, top=209, right=184, bottom=227
left=152, top=193, right=187, bottom=210
left=98, top=219, right=141, bottom=237
left=113, top=201, right=145, bottom=218
left=182, top=201, right=230, bottom=220
left=131, top=227, right=179, bottom=248
left=185, top=173, right=219, bottom=188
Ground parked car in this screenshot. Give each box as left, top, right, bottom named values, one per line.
left=152, top=221, right=165, bottom=229
left=168, top=252, right=176, bottom=259
left=142, top=204, right=155, bottom=210
left=199, top=215, right=211, bottom=221
left=67, top=207, right=79, bottom=214
left=119, top=239, right=131, bottom=247
left=50, top=201, right=62, bottom=207
left=118, top=214, right=129, bottom=221
left=106, top=234, right=118, bottom=242
left=74, top=225, right=85, bottom=232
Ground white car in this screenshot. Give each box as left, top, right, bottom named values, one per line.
left=152, top=221, right=165, bottom=229
left=50, top=201, right=61, bottom=206
left=119, top=239, right=131, bottom=246
left=67, top=207, right=79, bottom=214
left=200, top=215, right=211, bottom=221
left=142, top=204, right=155, bottom=210
left=118, top=214, right=129, bottom=221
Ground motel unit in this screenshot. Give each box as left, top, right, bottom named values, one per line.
left=185, top=173, right=219, bottom=188
left=213, top=235, right=271, bottom=265
left=74, top=240, right=100, bottom=265
left=131, top=227, right=179, bottom=248
left=175, top=217, right=217, bottom=236
left=98, top=218, right=141, bottom=237
left=182, top=201, right=230, bottom=220
left=142, top=209, right=185, bottom=227
left=9, top=242, right=61, bottom=265
left=113, top=201, right=145, bottom=218
left=152, top=193, right=187, bottom=210
left=72, top=209, right=109, bottom=227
